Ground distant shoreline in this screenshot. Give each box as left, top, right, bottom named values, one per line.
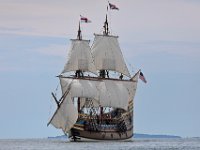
left=133, top=133, right=181, bottom=138
left=48, top=133, right=181, bottom=139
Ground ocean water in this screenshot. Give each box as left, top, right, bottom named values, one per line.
left=0, top=138, right=200, bottom=150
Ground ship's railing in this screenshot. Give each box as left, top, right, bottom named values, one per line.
left=78, top=114, right=119, bottom=122
left=78, top=111, right=132, bottom=125
left=78, top=110, right=132, bottom=121
left=75, top=111, right=133, bottom=132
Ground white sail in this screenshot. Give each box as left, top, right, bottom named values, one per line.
left=98, top=80, right=137, bottom=110
left=62, top=39, right=97, bottom=75
left=49, top=94, right=78, bottom=133
left=60, top=77, right=99, bottom=100
left=91, top=34, right=130, bottom=77
left=59, top=77, right=138, bottom=110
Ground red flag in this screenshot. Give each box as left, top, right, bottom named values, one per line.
left=139, top=72, right=147, bottom=83
left=109, top=2, right=119, bottom=10
left=80, top=15, right=91, bottom=23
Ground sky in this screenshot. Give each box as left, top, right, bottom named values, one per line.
left=0, top=0, right=200, bottom=138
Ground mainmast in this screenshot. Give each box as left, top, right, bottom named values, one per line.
left=99, top=14, right=110, bottom=116
left=77, top=22, right=82, bottom=40
left=103, top=14, right=109, bottom=36
left=100, top=14, right=110, bottom=78
left=76, top=22, right=82, bottom=113
left=91, top=13, right=131, bottom=78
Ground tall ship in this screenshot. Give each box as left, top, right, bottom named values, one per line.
left=48, top=9, right=143, bottom=141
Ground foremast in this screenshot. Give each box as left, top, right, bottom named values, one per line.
left=62, top=22, right=97, bottom=76
left=48, top=22, right=97, bottom=134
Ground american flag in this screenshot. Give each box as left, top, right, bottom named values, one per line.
left=109, top=2, right=119, bottom=10
left=80, top=15, right=91, bottom=23
left=139, top=72, right=147, bottom=83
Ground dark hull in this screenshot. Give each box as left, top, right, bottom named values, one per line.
left=70, top=127, right=133, bottom=141
left=69, top=105, right=134, bottom=141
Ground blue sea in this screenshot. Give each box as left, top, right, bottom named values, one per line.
left=0, top=138, right=200, bottom=150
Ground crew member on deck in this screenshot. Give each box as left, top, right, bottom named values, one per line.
left=106, top=70, right=109, bottom=78
left=75, top=70, right=83, bottom=77
left=119, top=73, right=123, bottom=80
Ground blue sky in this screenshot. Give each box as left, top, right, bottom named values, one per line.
left=0, top=0, right=200, bottom=138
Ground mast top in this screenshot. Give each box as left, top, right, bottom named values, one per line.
left=103, top=14, right=109, bottom=36
left=77, top=22, right=82, bottom=40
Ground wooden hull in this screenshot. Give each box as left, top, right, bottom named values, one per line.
left=69, top=108, right=134, bottom=141
left=69, top=127, right=133, bottom=141
left=66, top=97, right=134, bottom=141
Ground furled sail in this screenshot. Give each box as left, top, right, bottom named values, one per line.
left=60, top=77, right=139, bottom=110
left=62, top=39, right=97, bottom=75
left=48, top=94, right=78, bottom=133
left=91, top=34, right=130, bottom=77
